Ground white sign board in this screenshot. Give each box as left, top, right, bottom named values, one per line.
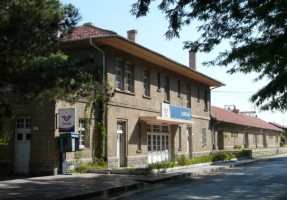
left=59, top=108, right=76, bottom=132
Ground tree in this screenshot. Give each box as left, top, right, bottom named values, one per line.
left=131, top=0, right=287, bottom=111
left=0, top=0, right=101, bottom=144
left=0, top=0, right=82, bottom=102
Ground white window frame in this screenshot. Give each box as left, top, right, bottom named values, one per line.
left=115, top=60, right=123, bottom=90
left=125, top=63, right=133, bottom=92
left=78, top=119, right=87, bottom=149
left=143, top=69, right=150, bottom=96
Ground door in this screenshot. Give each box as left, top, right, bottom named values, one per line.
left=217, top=130, right=224, bottom=150
left=15, top=132, right=31, bottom=173
left=147, top=132, right=170, bottom=164
left=117, top=133, right=125, bottom=167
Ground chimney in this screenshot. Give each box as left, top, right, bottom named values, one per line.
left=189, top=51, right=196, bottom=70
left=127, top=29, right=137, bottom=42
left=233, top=109, right=240, bottom=114
left=83, top=22, right=94, bottom=26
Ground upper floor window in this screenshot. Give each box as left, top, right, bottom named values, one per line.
left=157, top=73, right=161, bottom=91
left=143, top=69, right=150, bottom=97
left=204, top=90, right=209, bottom=111
left=125, top=63, right=133, bottom=92
left=115, top=60, right=123, bottom=90
left=186, top=84, right=191, bottom=108
left=164, top=76, right=170, bottom=102
left=178, top=80, right=181, bottom=97
left=115, top=60, right=134, bottom=92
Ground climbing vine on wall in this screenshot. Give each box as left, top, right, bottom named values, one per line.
left=83, top=78, right=114, bottom=160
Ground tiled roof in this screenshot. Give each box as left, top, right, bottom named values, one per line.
left=269, top=122, right=287, bottom=130
left=62, top=22, right=117, bottom=40
left=211, top=106, right=283, bottom=132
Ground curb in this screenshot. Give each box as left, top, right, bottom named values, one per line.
left=62, top=159, right=258, bottom=199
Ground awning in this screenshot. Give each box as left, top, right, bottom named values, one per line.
left=139, top=116, right=193, bottom=125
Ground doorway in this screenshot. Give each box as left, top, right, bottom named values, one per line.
left=14, top=118, right=31, bottom=173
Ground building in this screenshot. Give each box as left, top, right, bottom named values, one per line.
left=0, top=23, right=224, bottom=175
left=211, top=106, right=282, bottom=150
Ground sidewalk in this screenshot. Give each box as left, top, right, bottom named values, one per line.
left=0, top=154, right=285, bottom=200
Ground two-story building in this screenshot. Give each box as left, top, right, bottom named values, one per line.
left=0, top=23, right=224, bottom=175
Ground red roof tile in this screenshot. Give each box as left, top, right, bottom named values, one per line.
left=62, top=22, right=117, bottom=40
left=211, top=106, right=283, bottom=132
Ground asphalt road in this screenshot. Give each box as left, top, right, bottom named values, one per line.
left=113, top=155, right=287, bottom=200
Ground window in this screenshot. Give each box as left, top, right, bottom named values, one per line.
left=204, top=90, right=208, bottom=111
left=125, top=63, right=133, bottom=92
left=202, top=128, right=207, bottom=146
left=178, top=80, right=181, bottom=97
left=197, top=88, right=200, bottom=101
left=115, top=60, right=134, bottom=92
left=79, top=119, right=87, bottom=148
left=16, top=117, right=31, bottom=129
left=143, top=69, right=150, bottom=96
left=164, top=76, right=170, bottom=101
left=115, top=60, right=123, bottom=90
left=186, top=84, right=191, bottom=108
left=157, top=73, right=161, bottom=91
left=231, top=131, right=238, bottom=137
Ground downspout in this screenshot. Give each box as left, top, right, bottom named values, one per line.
left=89, top=38, right=106, bottom=158
left=212, top=120, right=220, bottom=149
left=89, top=38, right=105, bottom=83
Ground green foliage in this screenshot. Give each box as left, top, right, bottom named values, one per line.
left=280, top=133, right=286, bottom=147
left=147, top=161, right=176, bottom=170
left=131, top=0, right=287, bottom=111
left=0, top=118, right=11, bottom=146
left=0, top=0, right=81, bottom=118
left=233, top=145, right=242, bottom=149
left=177, top=154, right=192, bottom=166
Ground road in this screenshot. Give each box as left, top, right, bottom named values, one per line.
left=113, top=155, right=287, bottom=200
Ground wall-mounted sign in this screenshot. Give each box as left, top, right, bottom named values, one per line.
left=59, top=108, right=76, bottom=132
left=161, top=103, right=192, bottom=121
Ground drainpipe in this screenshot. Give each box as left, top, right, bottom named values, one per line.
left=89, top=38, right=106, bottom=158
left=212, top=121, right=220, bottom=149
left=89, top=38, right=105, bottom=83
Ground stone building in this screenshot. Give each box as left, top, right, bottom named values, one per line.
left=0, top=23, right=224, bottom=175
left=211, top=106, right=282, bottom=150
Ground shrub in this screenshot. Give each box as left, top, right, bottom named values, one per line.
left=233, top=145, right=242, bottom=149
left=178, top=154, right=192, bottom=166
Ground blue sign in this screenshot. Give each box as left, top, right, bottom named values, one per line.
left=170, top=104, right=192, bottom=121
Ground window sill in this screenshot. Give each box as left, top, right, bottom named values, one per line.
left=204, top=109, right=208, bottom=112
left=114, top=89, right=135, bottom=96
left=136, top=150, right=142, bottom=153
left=164, top=100, right=170, bottom=104
left=178, top=148, right=182, bottom=151
left=143, top=95, right=151, bottom=99
left=157, top=89, right=161, bottom=92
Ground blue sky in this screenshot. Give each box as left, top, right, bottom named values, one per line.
left=62, top=0, right=286, bottom=125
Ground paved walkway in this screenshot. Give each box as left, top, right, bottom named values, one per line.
left=0, top=154, right=285, bottom=200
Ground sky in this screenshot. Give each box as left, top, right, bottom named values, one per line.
left=62, top=0, right=286, bottom=125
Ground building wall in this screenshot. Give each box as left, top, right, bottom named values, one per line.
left=214, top=122, right=280, bottom=150
left=105, top=46, right=212, bottom=167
